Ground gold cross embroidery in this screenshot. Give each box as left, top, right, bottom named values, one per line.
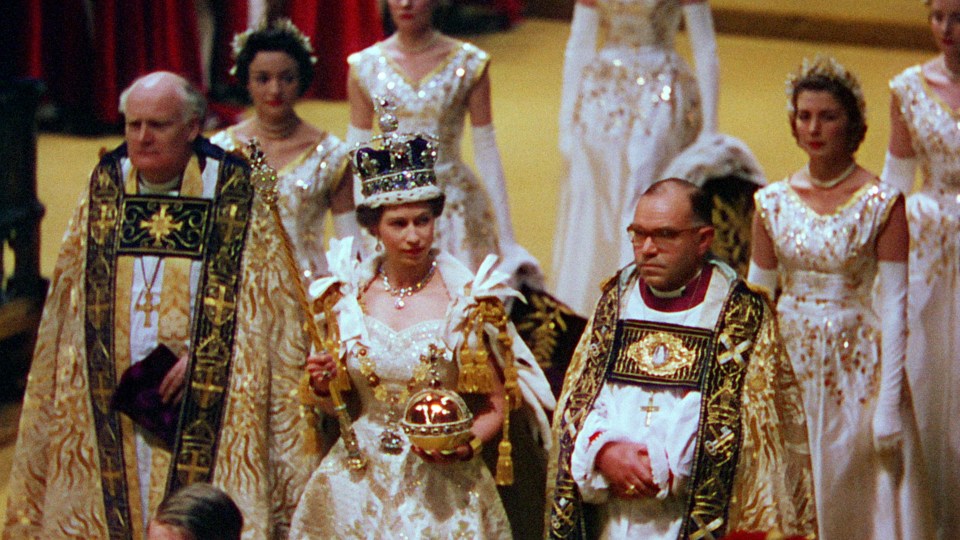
left=141, top=204, right=183, bottom=247
left=177, top=449, right=210, bottom=485
left=203, top=284, right=235, bottom=326
left=219, top=204, right=246, bottom=241
left=190, top=364, right=224, bottom=409
left=91, top=204, right=117, bottom=245
left=87, top=292, right=112, bottom=328
left=91, top=370, right=115, bottom=413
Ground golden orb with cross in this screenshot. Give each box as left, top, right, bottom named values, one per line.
left=400, top=344, right=474, bottom=452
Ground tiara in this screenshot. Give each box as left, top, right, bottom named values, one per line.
left=229, top=18, right=318, bottom=76
left=785, top=55, right=866, bottom=117
left=353, top=97, right=442, bottom=208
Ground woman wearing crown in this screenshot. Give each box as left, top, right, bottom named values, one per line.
left=345, top=0, right=538, bottom=284
left=749, top=57, right=933, bottom=539
left=287, top=120, right=555, bottom=539
left=210, top=19, right=354, bottom=280
left=883, top=2, right=960, bottom=536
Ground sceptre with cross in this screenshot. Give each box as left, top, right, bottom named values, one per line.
left=247, top=140, right=366, bottom=471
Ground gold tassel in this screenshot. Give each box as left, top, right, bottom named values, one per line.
left=496, top=392, right=514, bottom=485
left=295, top=372, right=322, bottom=454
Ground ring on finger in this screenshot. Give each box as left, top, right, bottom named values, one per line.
left=320, top=370, right=331, bottom=380
left=624, top=484, right=638, bottom=496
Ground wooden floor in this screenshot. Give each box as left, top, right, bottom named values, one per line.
left=1, top=14, right=931, bottom=532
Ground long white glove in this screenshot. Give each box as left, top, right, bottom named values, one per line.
left=874, top=260, right=907, bottom=452
left=473, top=123, right=516, bottom=244
left=683, top=2, right=719, bottom=135
left=345, top=124, right=375, bottom=259
left=747, top=261, right=778, bottom=300
left=558, top=3, right=599, bottom=157
left=473, top=123, right=542, bottom=281
left=880, top=151, right=917, bottom=195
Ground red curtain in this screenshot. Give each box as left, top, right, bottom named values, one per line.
left=92, top=0, right=204, bottom=125
left=286, top=0, right=384, bottom=100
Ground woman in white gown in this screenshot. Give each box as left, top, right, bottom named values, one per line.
left=210, top=19, right=353, bottom=280
left=552, top=0, right=718, bottom=315
left=346, top=0, right=538, bottom=280
left=882, top=1, right=960, bottom=536
left=749, top=57, right=933, bottom=540
left=288, top=125, right=554, bottom=539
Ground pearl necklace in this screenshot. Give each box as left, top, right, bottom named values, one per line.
left=379, top=258, right=438, bottom=309
left=804, top=161, right=857, bottom=189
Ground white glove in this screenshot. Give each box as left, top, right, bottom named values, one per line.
left=346, top=124, right=372, bottom=147
left=747, top=261, right=778, bottom=299
left=558, top=3, right=599, bottom=157
left=873, top=261, right=907, bottom=452
left=683, top=2, right=719, bottom=135
left=472, top=123, right=517, bottom=245
left=332, top=212, right=360, bottom=242
left=472, top=124, right=543, bottom=282
left=880, top=151, right=917, bottom=195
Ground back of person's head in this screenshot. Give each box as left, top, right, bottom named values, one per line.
left=148, top=483, right=243, bottom=540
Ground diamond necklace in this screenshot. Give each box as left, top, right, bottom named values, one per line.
left=804, top=161, right=857, bottom=189
left=379, top=258, right=438, bottom=309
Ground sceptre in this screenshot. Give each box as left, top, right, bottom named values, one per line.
left=247, top=140, right=366, bottom=471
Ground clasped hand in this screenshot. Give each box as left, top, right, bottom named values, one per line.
left=596, top=441, right=658, bottom=499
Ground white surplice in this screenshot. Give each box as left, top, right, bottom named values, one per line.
left=570, top=272, right=727, bottom=539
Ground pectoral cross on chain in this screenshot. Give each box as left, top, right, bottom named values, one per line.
left=135, top=290, right=159, bottom=327
left=641, top=394, right=659, bottom=427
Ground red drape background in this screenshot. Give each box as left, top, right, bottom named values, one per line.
left=10, top=0, right=385, bottom=129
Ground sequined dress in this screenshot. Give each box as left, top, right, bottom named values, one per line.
left=288, top=317, right=511, bottom=539
left=755, top=180, right=931, bottom=540
left=552, top=0, right=702, bottom=315
left=210, top=127, right=350, bottom=279
left=891, top=65, right=960, bottom=537
left=348, top=42, right=500, bottom=272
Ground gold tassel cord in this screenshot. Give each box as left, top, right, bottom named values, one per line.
left=247, top=140, right=366, bottom=471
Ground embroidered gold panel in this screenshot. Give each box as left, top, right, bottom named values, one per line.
left=608, top=321, right=713, bottom=388
left=118, top=195, right=211, bottom=258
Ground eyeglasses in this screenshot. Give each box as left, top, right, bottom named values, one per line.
left=627, top=225, right=705, bottom=246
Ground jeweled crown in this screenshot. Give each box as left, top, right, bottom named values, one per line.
left=785, top=55, right=866, bottom=117
left=353, top=97, right=442, bottom=208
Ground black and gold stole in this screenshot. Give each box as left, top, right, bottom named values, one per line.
left=84, top=141, right=253, bottom=540
left=547, top=265, right=764, bottom=540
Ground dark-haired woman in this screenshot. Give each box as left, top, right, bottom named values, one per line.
left=287, top=129, right=554, bottom=539
left=749, top=57, right=932, bottom=540
left=211, top=19, right=354, bottom=280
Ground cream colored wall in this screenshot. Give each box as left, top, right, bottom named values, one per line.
left=712, top=0, right=927, bottom=25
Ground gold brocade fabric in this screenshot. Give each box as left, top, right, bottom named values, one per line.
left=3, top=154, right=316, bottom=539
left=892, top=65, right=960, bottom=536
left=348, top=41, right=500, bottom=271
left=546, top=263, right=816, bottom=538
left=210, top=128, right=350, bottom=279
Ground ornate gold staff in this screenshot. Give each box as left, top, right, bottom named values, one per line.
left=247, top=140, right=366, bottom=471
